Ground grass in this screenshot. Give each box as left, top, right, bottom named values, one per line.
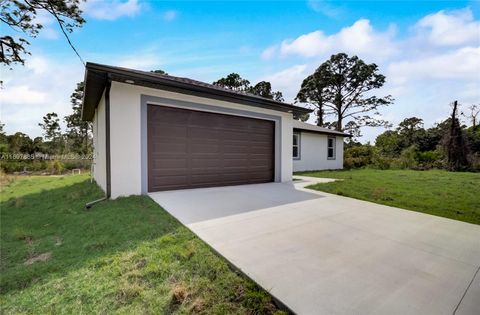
left=296, top=169, right=480, bottom=225
left=0, top=174, right=285, bottom=314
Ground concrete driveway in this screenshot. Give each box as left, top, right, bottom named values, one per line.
left=149, top=177, right=480, bottom=315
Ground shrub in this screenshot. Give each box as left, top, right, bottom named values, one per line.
left=398, top=145, right=419, bottom=169
left=371, top=152, right=394, bottom=170
left=47, top=160, right=65, bottom=174
left=0, top=159, right=91, bottom=174
left=344, top=144, right=373, bottom=169
left=0, top=160, right=47, bottom=173
left=469, top=153, right=480, bottom=171
left=416, top=150, right=444, bottom=169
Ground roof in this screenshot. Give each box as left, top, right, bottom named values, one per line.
left=81, top=62, right=312, bottom=121
left=292, top=120, right=352, bottom=137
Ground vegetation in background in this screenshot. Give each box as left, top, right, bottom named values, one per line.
left=343, top=110, right=480, bottom=171
left=295, top=53, right=393, bottom=136
left=444, top=101, right=470, bottom=171
left=297, top=169, right=480, bottom=225
left=0, top=80, right=92, bottom=174
left=213, top=73, right=284, bottom=101
left=64, top=81, right=92, bottom=155
left=0, top=175, right=285, bottom=314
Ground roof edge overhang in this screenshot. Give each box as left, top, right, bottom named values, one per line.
left=81, top=62, right=312, bottom=121
left=293, top=127, right=353, bottom=138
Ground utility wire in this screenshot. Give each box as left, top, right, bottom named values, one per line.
left=48, top=2, right=85, bottom=67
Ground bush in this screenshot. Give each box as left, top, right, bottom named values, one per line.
left=416, top=150, right=444, bottom=169
left=47, top=160, right=65, bottom=174
left=344, top=144, right=373, bottom=169
left=398, top=145, right=419, bottom=169
left=0, top=160, right=47, bottom=173
left=469, top=153, right=480, bottom=171
left=371, top=151, right=394, bottom=170
left=0, top=159, right=91, bottom=174
left=63, top=160, right=92, bottom=170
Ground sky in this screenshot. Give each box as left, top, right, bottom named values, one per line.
left=1, top=0, right=479, bottom=142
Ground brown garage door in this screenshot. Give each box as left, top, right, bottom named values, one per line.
left=148, top=105, right=275, bottom=192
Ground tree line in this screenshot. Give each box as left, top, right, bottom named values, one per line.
left=2, top=52, right=478, bottom=173
left=345, top=103, right=480, bottom=171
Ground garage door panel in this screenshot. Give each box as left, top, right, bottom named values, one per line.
left=150, top=143, right=187, bottom=154
left=150, top=174, right=189, bottom=186
left=148, top=105, right=274, bottom=191
left=150, top=157, right=188, bottom=169
left=189, top=127, right=222, bottom=140
left=150, top=124, right=187, bottom=136
left=190, top=143, right=220, bottom=153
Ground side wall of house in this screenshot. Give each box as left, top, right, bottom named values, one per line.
left=108, top=81, right=293, bottom=199
left=293, top=132, right=344, bottom=172
left=92, top=91, right=107, bottom=192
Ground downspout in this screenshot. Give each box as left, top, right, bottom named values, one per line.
left=86, top=78, right=112, bottom=209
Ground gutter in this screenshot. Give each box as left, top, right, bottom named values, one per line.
left=85, top=77, right=112, bottom=209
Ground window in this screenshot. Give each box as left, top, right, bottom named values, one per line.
left=327, top=137, right=336, bottom=160
left=293, top=132, right=300, bottom=159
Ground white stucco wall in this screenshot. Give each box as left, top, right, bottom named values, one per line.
left=92, top=92, right=106, bottom=191
left=292, top=131, right=344, bottom=172
left=98, top=81, right=293, bottom=198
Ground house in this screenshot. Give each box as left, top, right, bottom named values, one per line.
left=81, top=63, right=350, bottom=198
left=292, top=120, right=349, bottom=172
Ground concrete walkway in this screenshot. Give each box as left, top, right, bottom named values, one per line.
left=149, top=177, right=480, bottom=315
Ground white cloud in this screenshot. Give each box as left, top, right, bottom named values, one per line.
left=261, top=64, right=310, bottom=102
left=163, top=10, right=177, bottom=22
left=260, top=8, right=480, bottom=141
left=307, top=0, right=344, bottom=18
left=0, top=86, right=47, bottom=105
left=415, top=8, right=480, bottom=46
left=82, top=0, right=142, bottom=21
left=1, top=56, right=84, bottom=137
left=116, top=53, right=162, bottom=70
left=261, top=45, right=278, bottom=60
left=388, top=47, right=480, bottom=84
left=265, top=19, right=397, bottom=61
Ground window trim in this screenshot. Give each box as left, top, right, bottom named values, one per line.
left=327, top=136, right=336, bottom=160
left=293, top=132, right=301, bottom=160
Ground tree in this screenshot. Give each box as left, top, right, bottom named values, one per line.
left=248, top=81, right=284, bottom=101
left=64, top=81, right=91, bottom=154
left=463, top=104, right=480, bottom=128
left=444, top=101, right=469, bottom=171
left=151, top=69, right=168, bottom=75
left=213, top=73, right=250, bottom=92
left=375, top=130, right=402, bottom=156
left=7, top=132, right=32, bottom=153
left=31, top=136, right=45, bottom=153
left=293, top=112, right=310, bottom=122
left=295, top=65, right=328, bottom=126
left=396, top=117, right=425, bottom=148
left=296, top=53, right=393, bottom=131
left=1, top=0, right=85, bottom=66
left=39, top=112, right=60, bottom=141
left=0, top=121, right=6, bottom=143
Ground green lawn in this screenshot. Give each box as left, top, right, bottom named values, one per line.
left=296, top=169, right=480, bottom=225
left=0, top=175, right=285, bottom=314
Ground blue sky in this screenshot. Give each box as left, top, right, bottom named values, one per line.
left=2, top=0, right=479, bottom=142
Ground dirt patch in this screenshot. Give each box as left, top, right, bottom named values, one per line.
left=24, top=252, right=51, bottom=265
